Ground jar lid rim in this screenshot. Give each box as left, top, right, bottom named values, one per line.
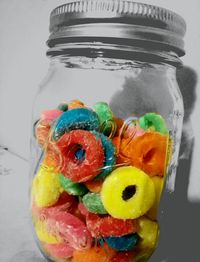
left=48, top=0, right=186, bottom=56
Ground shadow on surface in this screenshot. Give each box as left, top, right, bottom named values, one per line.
left=152, top=66, right=199, bottom=262
left=109, top=65, right=198, bottom=261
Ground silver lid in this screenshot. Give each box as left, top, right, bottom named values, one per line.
left=48, top=0, right=186, bottom=56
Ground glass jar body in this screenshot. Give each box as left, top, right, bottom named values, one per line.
left=30, top=53, right=183, bottom=262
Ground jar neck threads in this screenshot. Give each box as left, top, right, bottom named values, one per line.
left=47, top=42, right=181, bottom=67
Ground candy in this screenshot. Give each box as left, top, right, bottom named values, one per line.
left=86, top=212, right=138, bottom=237
left=93, top=132, right=116, bottom=180
left=84, top=180, right=103, bottom=193
left=43, top=242, right=74, bottom=261
left=32, top=192, right=78, bottom=222
left=43, top=142, right=61, bottom=171
left=147, top=176, right=164, bottom=220
left=56, top=130, right=104, bottom=182
left=104, top=234, right=139, bottom=251
left=72, top=244, right=116, bottom=262
left=118, top=132, right=168, bottom=176
left=139, top=112, right=168, bottom=134
left=35, top=220, right=61, bottom=244
left=32, top=167, right=63, bottom=208
left=47, top=210, right=92, bottom=250
left=59, top=174, right=88, bottom=196
left=53, top=108, right=100, bottom=140
left=110, top=251, right=135, bottom=262
left=32, top=98, right=173, bottom=261
left=57, top=103, right=68, bottom=112
left=101, top=166, right=155, bottom=219
left=136, top=216, right=159, bottom=260
left=93, top=102, right=116, bottom=137
left=35, top=121, right=51, bottom=147
left=68, top=99, right=86, bottom=110
left=41, top=109, right=63, bottom=125
left=82, top=193, right=107, bottom=214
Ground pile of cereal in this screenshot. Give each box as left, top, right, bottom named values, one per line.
left=31, top=99, right=172, bottom=262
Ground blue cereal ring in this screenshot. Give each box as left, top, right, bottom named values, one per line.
left=53, top=108, right=100, bottom=140
left=93, top=132, right=116, bottom=180
left=104, top=234, right=139, bottom=251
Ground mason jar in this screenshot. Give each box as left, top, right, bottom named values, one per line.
left=30, top=1, right=186, bottom=261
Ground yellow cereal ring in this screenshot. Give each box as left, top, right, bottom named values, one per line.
left=35, top=220, right=61, bottom=244
left=32, top=166, right=63, bottom=207
left=147, top=176, right=164, bottom=220
left=135, top=216, right=159, bottom=261
left=101, top=166, right=155, bottom=219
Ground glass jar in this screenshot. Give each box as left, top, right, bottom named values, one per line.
left=30, top=1, right=186, bottom=261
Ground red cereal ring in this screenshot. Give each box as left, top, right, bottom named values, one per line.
left=86, top=212, right=138, bottom=238
left=110, top=251, right=136, bottom=262
left=56, top=130, right=104, bottom=182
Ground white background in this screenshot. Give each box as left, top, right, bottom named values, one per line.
left=0, top=1, right=200, bottom=261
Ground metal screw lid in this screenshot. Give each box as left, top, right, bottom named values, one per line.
left=48, top=0, right=186, bottom=56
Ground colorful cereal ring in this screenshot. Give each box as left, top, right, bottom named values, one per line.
left=68, top=99, right=86, bottom=110
left=57, top=103, right=68, bottom=112
left=139, top=112, right=168, bottom=134
left=56, top=130, right=104, bottom=182
left=105, top=234, right=139, bottom=251
left=147, top=176, right=164, bottom=220
left=32, top=192, right=77, bottom=221
left=41, top=109, right=63, bottom=125
left=35, top=220, right=61, bottom=244
left=72, top=244, right=116, bottom=262
left=118, top=132, right=168, bottom=176
left=35, top=121, right=50, bottom=147
left=53, top=108, right=100, bottom=140
left=86, top=212, right=138, bottom=237
left=59, top=174, right=88, bottom=196
left=135, top=217, right=159, bottom=261
left=43, top=242, right=74, bottom=261
left=93, top=132, right=116, bottom=180
left=110, top=251, right=136, bottom=262
left=84, top=180, right=103, bottom=193
left=32, top=167, right=64, bottom=208
left=101, top=166, right=155, bottom=219
left=93, top=102, right=116, bottom=137
left=47, top=210, right=92, bottom=250
left=82, top=193, right=107, bottom=214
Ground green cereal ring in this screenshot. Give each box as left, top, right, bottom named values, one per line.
left=139, top=113, right=168, bottom=134
left=57, top=103, right=68, bottom=112
left=59, top=174, right=88, bottom=196
left=93, top=102, right=116, bottom=137
left=82, top=192, right=108, bottom=214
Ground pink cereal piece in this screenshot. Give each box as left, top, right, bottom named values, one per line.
left=32, top=192, right=77, bottom=221
left=47, top=210, right=92, bottom=250
left=43, top=242, right=74, bottom=260
left=78, top=203, right=89, bottom=217
left=41, top=109, right=63, bottom=125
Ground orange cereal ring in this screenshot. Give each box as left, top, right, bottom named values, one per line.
left=35, top=121, right=51, bottom=147
left=68, top=99, right=86, bottom=110
left=84, top=180, right=103, bottom=193
left=72, top=244, right=116, bottom=262
left=119, top=132, right=168, bottom=176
